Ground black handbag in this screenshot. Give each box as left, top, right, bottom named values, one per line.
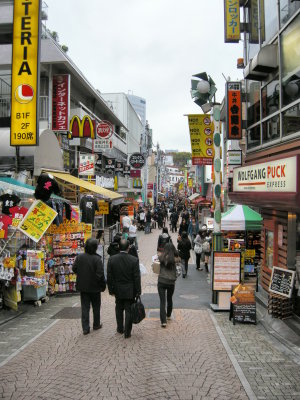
left=131, top=296, right=146, bottom=324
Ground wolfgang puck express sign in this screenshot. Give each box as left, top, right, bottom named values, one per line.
left=233, top=156, right=297, bottom=193
left=11, top=0, right=41, bottom=146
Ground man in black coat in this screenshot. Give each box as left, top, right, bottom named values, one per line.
left=107, top=239, right=141, bottom=338
left=73, top=238, right=106, bottom=335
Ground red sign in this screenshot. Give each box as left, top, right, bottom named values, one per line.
left=130, top=169, right=141, bottom=178
left=226, top=82, right=242, bottom=140
left=147, top=183, right=154, bottom=190
left=52, top=75, right=70, bottom=131
left=96, top=121, right=113, bottom=139
left=192, top=157, right=213, bottom=165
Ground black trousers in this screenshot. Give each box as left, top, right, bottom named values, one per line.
left=158, top=282, right=175, bottom=324
left=196, top=253, right=201, bottom=269
left=80, top=292, right=101, bottom=332
left=181, top=258, right=189, bottom=275
left=171, top=222, right=177, bottom=232
left=115, top=298, right=134, bottom=336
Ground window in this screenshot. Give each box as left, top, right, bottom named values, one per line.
left=265, top=229, right=274, bottom=269
left=279, top=0, right=300, bottom=28
left=262, top=0, right=279, bottom=46
left=262, top=78, right=280, bottom=118
left=247, top=81, right=261, bottom=126
left=262, top=117, right=280, bottom=144
left=281, top=13, right=300, bottom=106
left=247, top=125, right=261, bottom=149
left=282, top=104, right=300, bottom=137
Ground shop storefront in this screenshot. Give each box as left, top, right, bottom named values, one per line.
left=229, top=154, right=300, bottom=314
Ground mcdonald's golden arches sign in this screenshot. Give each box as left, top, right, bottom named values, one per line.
left=68, top=115, right=95, bottom=139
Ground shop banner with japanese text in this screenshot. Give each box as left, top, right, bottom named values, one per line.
left=224, top=0, right=240, bottom=43
left=187, top=114, right=214, bottom=165
left=18, top=200, right=57, bottom=242
left=52, top=74, right=70, bottom=131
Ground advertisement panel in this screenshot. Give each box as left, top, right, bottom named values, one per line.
left=187, top=114, right=214, bottom=165
left=10, top=0, right=41, bottom=146
left=18, top=200, right=57, bottom=242
left=79, top=154, right=95, bottom=175
left=227, top=150, right=242, bottom=165
left=96, top=201, right=109, bottom=215
left=224, top=0, right=240, bottom=43
left=213, top=251, right=241, bottom=291
left=96, top=120, right=113, bottom=139
left=129, top=153, right=145, bottom=169
left=233, top=156, right=297, bottom=193
left=52, top=74, right=70, bottom=131
left=226, top=82, right=242, bottom=140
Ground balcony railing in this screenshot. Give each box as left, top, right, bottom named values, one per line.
left=0, top=96, right=49, bottom=120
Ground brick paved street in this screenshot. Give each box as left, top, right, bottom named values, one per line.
left=0, top=226, right=299, bottom=399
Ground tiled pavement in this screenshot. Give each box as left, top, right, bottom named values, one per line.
left=0, top=225, right=299, bottom=399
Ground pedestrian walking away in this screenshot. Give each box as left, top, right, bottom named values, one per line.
left=177, top=231, right=192, bottom=278
left=157, top=227, right=172, bottom=253
left=157, top=243, right=180, bottom=327
left=72, top=238, right=106, bottom=335
left=193, top=230, right=204, bottom=271
left=107, top=239, right=141, bottom=338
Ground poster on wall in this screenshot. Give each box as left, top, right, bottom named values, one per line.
left=79, top=154, right=95, bottom=176
left=213, top=251, right=241, bottom=291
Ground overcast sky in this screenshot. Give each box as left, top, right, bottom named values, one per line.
left=45, top=0, right=243, bottom=152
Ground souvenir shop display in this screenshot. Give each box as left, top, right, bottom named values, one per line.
left=0, top=192, right=21, bottom=215
left=43, top=222, right=92, bottom=294
left=80, top=194, right=99, bottom=225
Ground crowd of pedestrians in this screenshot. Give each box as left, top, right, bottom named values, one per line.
left=73, top=197, right=212, bottom=336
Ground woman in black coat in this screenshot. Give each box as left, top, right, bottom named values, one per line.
left=177, top=231, right=192, bottom=278
left=73, top=238, right=106, bottom=335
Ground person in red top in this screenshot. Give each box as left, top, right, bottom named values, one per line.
left=0, top=214, right=12, bottom=238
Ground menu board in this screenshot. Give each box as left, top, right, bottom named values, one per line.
left=230, top=284, right=256, bottom=324
left=269, top=267, right=295, bottom=298
left=213, top=252, right=241, bottom=291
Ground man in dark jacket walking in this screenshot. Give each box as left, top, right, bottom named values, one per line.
left=73, top=238, right=106, bottom=335
left=107, top=239, right=141, bottom=338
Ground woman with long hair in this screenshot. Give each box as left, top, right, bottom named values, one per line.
left=177, top=231, right=192, bottom=278
left=157, top=242, right=179, bottom=328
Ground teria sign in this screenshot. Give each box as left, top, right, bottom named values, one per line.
left=233, top=156, right=297, bottom=193
left=10, top=0, right=41, bottom=146
left=96, top=121, right=113, bottom=139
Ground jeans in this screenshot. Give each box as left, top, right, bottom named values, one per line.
left=181, top=258, right=189, bottom=275
left=115, top=298, right=134, bottom=336
left=80, top=292, right=101, bottom=332
left=157, top=282, right=175, bottom=324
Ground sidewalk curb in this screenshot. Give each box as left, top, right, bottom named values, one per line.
left=209, top=311, right=257, bottom=400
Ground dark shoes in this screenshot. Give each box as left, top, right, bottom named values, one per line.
left=124, top=333, right=131, bottom=339
left=83, top=329, right=90, bottom=335
left=93, top=323, right=103, bottom=330
left=182, top=274, right=186, bottom=278
left=117, top=329, right=124, bottom=334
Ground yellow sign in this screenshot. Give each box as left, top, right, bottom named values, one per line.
left=96, top=201, right=109, bottom=215
left=68, top=115, right=95, bottom=139
left=245, top=249, right=256, bottom=258
left=187, top=114, right=214, bottom=165
left=3, top=257, right=16, bottom=269
left=11, top=0, right=41, bottom=146
left=224, top=0, right=240, bottom=43
left=18, top=200, right=57, bottom=242
left=188, top=178, right=193, bottom=188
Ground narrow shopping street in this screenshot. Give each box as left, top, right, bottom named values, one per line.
left=0, top=227, right=299, bottom=400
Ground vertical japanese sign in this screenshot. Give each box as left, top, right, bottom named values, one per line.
left=11, top=0, right=41, bottom=146
left=249, top=0, right=265, bottom=44
left=226, top=82, right=242, bottom=140
left=18, top=200, right=57, bottom=242
left=187, top=114, right=214, bottom=165
left=224, top=0, right=240, bottom=43
left=52, top=74, right=70, bottom=131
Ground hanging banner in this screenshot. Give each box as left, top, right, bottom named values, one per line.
left=187, top=114, right=214, bottom=165
left=104, top=157, right=115, bottom=171
left=123, top=165, right=131, bottom=176
left=130, top=169, right=141, bottom=178
left=10, top=0, right=41, bottom=146
left=115, top=161, right=124, bottom=174
left=18, top=200, right=57, bottom=242
left=79, top=153, right=95, bottom=176
left=52, top=74, right=70, bottom=131
left=224, top=0, right=240, bottom=43
left=226, top=82, right=242, bottom=140
left=68, top=115, right=95, bottom=139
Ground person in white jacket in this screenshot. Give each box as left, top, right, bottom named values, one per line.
left=129, top=220, right=138, bottom=250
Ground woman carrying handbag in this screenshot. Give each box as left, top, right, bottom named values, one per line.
left=157, top=243, right=180, bottom=328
